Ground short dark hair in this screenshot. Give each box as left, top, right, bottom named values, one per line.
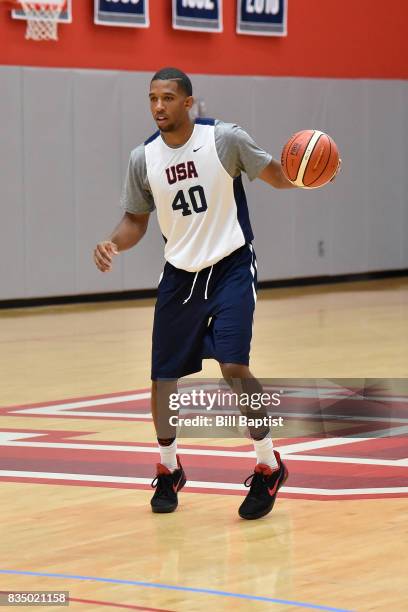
left=151, top=67, right=193, bottom=97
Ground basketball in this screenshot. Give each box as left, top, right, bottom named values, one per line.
left=281, top=130, right=340, bottom=188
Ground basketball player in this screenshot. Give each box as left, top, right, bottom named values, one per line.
left=94, top=68, right=310, bottom=519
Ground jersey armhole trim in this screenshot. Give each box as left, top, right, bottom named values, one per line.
left=195, top=117, right=215, bottom=126
left=144, top=130, right=160, bottom=145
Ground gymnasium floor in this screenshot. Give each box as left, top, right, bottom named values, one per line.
left=0, top=278, right=407, bottom=611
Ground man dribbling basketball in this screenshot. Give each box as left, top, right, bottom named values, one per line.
left=94, top=67, right=333, bottom=519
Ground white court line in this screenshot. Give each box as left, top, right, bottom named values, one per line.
left=280, top=454, right=408, bottom=468
left=8, top=391, right=408, bottom=430
left=0, top=439, right=255, bottom=458
left=12, top=404, right=408, bottom=424
left=13, top=405, right=408, bottom=424
left=8, top=387, right=408, bottom=412
left=0, top=432, right=43, bottom=442
left=0, top=470, right=407, bottom=496
left=277, top=425, right=408, bottom=454
left=281, top=486, right=408, bottom=496
left=8, top=392, right=150, bottom=415
left=0, top=432, right=406, bottom=466
left=14, top=409, right=151, bottom=419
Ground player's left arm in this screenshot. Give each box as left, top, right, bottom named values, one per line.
left=258, top=159, right=297, bottom=189
left=219, top=123, right=296, bottom=189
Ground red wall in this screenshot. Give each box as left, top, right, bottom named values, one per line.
left=1, top=0, right=407, bottom=78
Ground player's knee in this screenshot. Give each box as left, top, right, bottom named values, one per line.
left=220, top=362, right=250, bottom=380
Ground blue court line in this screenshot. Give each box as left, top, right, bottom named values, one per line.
left=0, top=569, right=354, bottom=612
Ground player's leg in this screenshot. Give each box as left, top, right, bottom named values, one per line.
left=205, top=244, right=288, bottom=519
left=151, top=378, right=178, bottom=470
left=150, top=379, right=187, bottom=513
left=219, top=362, right=288, bottom=520
left=219, top=362, right=275, bottom=457
left=149, top=262, right=209, bottom=513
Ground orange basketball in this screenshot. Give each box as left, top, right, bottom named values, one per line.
left=281, top=130, right=340, bottom=188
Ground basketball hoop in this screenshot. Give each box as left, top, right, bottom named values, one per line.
left=15, top=0, right=66, bottom=41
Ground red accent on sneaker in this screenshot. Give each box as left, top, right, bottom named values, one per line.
left=156, top=463, right=171, bottom=476
left=254, top=462, right=281, bottom=497
left=172, top=455, right=184, bottom=491
left=172, top=475, right=183, bottom=493
left=253, top=450, right=282, bottom=474
left=254, top=463, right=274, bottom=476
left=253, top=453, right=282, bottom=497
left=268, top=480, right=280, bottom=496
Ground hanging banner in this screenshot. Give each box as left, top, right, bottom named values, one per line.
left=237, top=0, right=287, bottom=36
left=172, top=0, right=223, bottom=33
left=94, top=0, right=149, bottom=28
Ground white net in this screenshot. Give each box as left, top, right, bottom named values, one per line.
left=20, top=2, right=65, bottom=41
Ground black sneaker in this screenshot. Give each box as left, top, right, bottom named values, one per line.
left=238, top=450, right=288, bottom=520
left=150, top=455, right=187, bottom=513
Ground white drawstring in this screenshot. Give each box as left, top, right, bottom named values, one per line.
left=182, top=265, right=214, bottom=304
left=204, top=265, right=213, bottom=300
left=183, top=271, right=198, bottom=304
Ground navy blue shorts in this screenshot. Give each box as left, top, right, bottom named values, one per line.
left=151, top=243, right=257, bottom=380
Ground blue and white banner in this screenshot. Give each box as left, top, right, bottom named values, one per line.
left=172, top=0, right=223, bottom=33
left=94, top=0, right=149, bottom=28
left=237, top=0, right=287, bottom=36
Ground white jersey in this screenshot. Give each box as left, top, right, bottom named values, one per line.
left=121, top=119, right=271, bottom=272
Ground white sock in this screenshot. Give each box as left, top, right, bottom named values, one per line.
left=253, top=436, right=279, bottom=470
left=159, top=439, right=177, bottom=471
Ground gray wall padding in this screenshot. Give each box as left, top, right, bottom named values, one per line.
left=0, top=67, right=407, bottom=299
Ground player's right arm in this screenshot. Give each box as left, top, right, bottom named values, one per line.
left=94, top=145, right=154, bottom=273
left=94, top=212, right=150, bottom=273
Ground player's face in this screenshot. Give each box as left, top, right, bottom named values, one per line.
left=149, top=80, right=193, bottom=132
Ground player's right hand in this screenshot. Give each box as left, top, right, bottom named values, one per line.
left=330, top=158, right=342, bottom=183
left=93, top=241, right=119, bottom=272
